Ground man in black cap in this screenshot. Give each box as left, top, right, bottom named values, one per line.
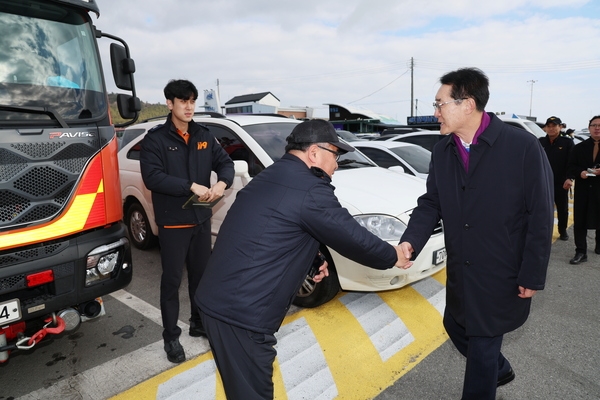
left=540, top=116, right=574, bottom=240
left=195, top=119, right=412, bottom=399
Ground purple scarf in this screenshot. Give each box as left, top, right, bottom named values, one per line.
left=453, top=112, right=490, bottom=171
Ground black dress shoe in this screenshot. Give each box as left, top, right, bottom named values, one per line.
left=189, top=320, right=207, bottom=337
left=569, top=253, right=588, bottom=265
left=595, top=247, right=600, bottom=255
left=559, top=233, right=569, bottom=241
left=164, top=339, right=185, bottom=363
left=497, top=368, right=515, bottom=387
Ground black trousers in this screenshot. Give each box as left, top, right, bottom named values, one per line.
left=158, top=220, right=211, bottom=342
left=443, top=310, right=511, bottom=400
left=201, top=311, right=277, bottom=400
left=574, top=227, right=600, bottom=254
left=554, top=184, right=569, bottom=235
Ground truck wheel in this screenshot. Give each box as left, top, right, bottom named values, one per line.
left=126, top=202, right=157, bottom=250
left=293, top=251, right=340, bottom=308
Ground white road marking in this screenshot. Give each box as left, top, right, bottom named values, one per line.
left=340, top=292, right=414, bottom=361
left=275, top=317, right=338, bottom=400
left=157, top=360, right=218, bottom=399
left=411, top=277, right=446, bottom=316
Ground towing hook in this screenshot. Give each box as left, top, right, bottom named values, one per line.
left=27, top=314, right=66, bottom=347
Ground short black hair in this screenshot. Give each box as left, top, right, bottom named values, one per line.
left=440, top=67, right=489, bottom=111
left=589, top=115, right=600, bottom=126
left=163, top=79, right=198, bottom=101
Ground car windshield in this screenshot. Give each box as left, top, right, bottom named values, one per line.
left=242, top=122, right=376, bottom=169
left=389, top=146, right=432, bottom=174
left=0, top=1, right=105, bottom=124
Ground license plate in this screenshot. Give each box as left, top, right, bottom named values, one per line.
left=0, top=299, right=21, bottom=326
left=433, top=248, right=447, bottom=265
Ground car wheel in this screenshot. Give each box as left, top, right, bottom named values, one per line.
left=293, top=250, right=340, bottom=308
left=126, top=202, right=157, bottom=250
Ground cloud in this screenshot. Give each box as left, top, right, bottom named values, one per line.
left=96, top=0, right=600, bottom=128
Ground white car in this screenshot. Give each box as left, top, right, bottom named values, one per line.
left=374, top=130, right=445, bottom=152
left=497, top=116, right=547, bottom=138
left=352, top=141, right=431, bottom=179
left=118, top=114, right=446, bottom=307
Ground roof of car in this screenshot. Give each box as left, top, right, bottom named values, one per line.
left=353, top=141, right=424, bottom=150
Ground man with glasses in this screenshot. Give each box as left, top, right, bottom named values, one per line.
left=195, top=119, right=412, bottom=399
left=566, top=115, right=600, bottom=264
left=399, top=67, right=553, bottom=399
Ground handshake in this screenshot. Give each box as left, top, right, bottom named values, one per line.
left=394, top=242, right=414, bottom=269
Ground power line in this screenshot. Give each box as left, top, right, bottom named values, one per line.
left=348, top=69, right=409, bottom=104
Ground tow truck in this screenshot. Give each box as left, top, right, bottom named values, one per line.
left=0, top=0, right=140, bottom=362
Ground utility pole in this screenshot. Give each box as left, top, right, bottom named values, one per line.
left=410, top=57, right=414, bottom=117
left=527, top=79, right=537, bottom=117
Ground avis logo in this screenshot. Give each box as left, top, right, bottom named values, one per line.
left=49, top=131, right=95, bottom=139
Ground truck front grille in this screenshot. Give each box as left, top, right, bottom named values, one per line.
left=0, top=139, right=96, bottom=229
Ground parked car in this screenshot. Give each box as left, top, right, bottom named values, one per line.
left=118, top=114, right=446, bottom=307
left=352, top=141, right=431, bottom=179
left=573, top=130, right=590, bottom=145
left=375, top=130, right=445, bottom=152
left=498, top=116, right=546, bottom=138
left=335, top=129, right=360, bottom=142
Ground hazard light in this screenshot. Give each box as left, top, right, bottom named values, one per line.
left=26, top=270, right=54, bottom=287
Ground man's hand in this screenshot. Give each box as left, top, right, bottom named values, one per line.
left=205, top=181, right=227, bottom=202
left=191, top=181, right=226, bottom=202
left=518, top=286, right=537, bottom=298
left=563, top=178, right=574, bottom=190
left=394, top=242, right=414, bottom=269
left=312, top=260, right=329, bottom=283
left=190, top=182, right=210, bottom=200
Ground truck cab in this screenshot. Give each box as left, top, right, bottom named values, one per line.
left=0, top=0, right=139, bottom=362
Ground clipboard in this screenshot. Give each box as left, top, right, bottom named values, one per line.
left=182, top=194, right=224, bottom=209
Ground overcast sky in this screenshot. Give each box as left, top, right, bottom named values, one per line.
left=95, top=0, right=600, bottom=130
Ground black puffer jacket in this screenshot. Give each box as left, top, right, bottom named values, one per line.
left=196, top=153, right=398, bottom=334
left=140, top=116, right=234, bottom=226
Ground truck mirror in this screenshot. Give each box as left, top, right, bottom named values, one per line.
left=117, top=94, right=141, bottom=119
left=110, top=43, right=134, bottom=91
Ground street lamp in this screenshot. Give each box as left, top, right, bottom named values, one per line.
left=527, top=80, right=537, bottom=117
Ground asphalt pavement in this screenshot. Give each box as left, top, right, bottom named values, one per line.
left=5, top=225, right=600, bottom=399
left=376, top=226, right=600, bottom=400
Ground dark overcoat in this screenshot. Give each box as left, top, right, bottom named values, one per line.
left=401, top=113, right=554, bottom=337
left=567, top=137, right=600, bottom=229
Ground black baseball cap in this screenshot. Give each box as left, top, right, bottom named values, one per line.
left=544, top=116, right=562, bottom=126
left=286, top=119, right=355, bottom=153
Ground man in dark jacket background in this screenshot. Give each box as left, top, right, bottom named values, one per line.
left=399, top=68, right=553, bottom=400
left=195, top=119, right=411, bottom=400
left=566, top=114, right=600, bottom=264
left=539, top=115, right=574, bottom=241
left=140, top=79, right=234, bottom=364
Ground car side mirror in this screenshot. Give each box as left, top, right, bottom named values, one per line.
left=389, top=165, right=408, bottom=174
left=234, top=160, right=251, bottom=186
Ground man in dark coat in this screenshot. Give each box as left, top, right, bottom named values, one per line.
left=539, top=115, right=574, bottom=241
left=566, top=115, right=600, bottom=264
left=195, top=119, right=411, bottom=400
left=399, top=68, right=553, bottom=400
left=140, top=79, right=234, bottom=364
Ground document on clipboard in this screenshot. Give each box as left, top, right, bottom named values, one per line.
left=182, top=194, right=224, bottom=209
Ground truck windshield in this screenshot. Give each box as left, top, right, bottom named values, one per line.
left=0, top=1, right=105, bottom=124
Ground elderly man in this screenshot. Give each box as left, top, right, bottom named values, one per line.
left=399, top=68, right=554, bottom=399
left=196, top=119, right=411, bottom=399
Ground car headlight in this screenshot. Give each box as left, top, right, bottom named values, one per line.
left=353, top=214, right=407, bottom=241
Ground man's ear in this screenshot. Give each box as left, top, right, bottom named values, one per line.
left=166, top=99, right=173, bottom=110
left=464, top=98, right=476, bottom=115
left=306, top=144, right=319, bottom=163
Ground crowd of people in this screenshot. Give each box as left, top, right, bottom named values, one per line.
left=539, top=114, right=600, bottom=264
left=137, top=72, right=599, bottom=399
